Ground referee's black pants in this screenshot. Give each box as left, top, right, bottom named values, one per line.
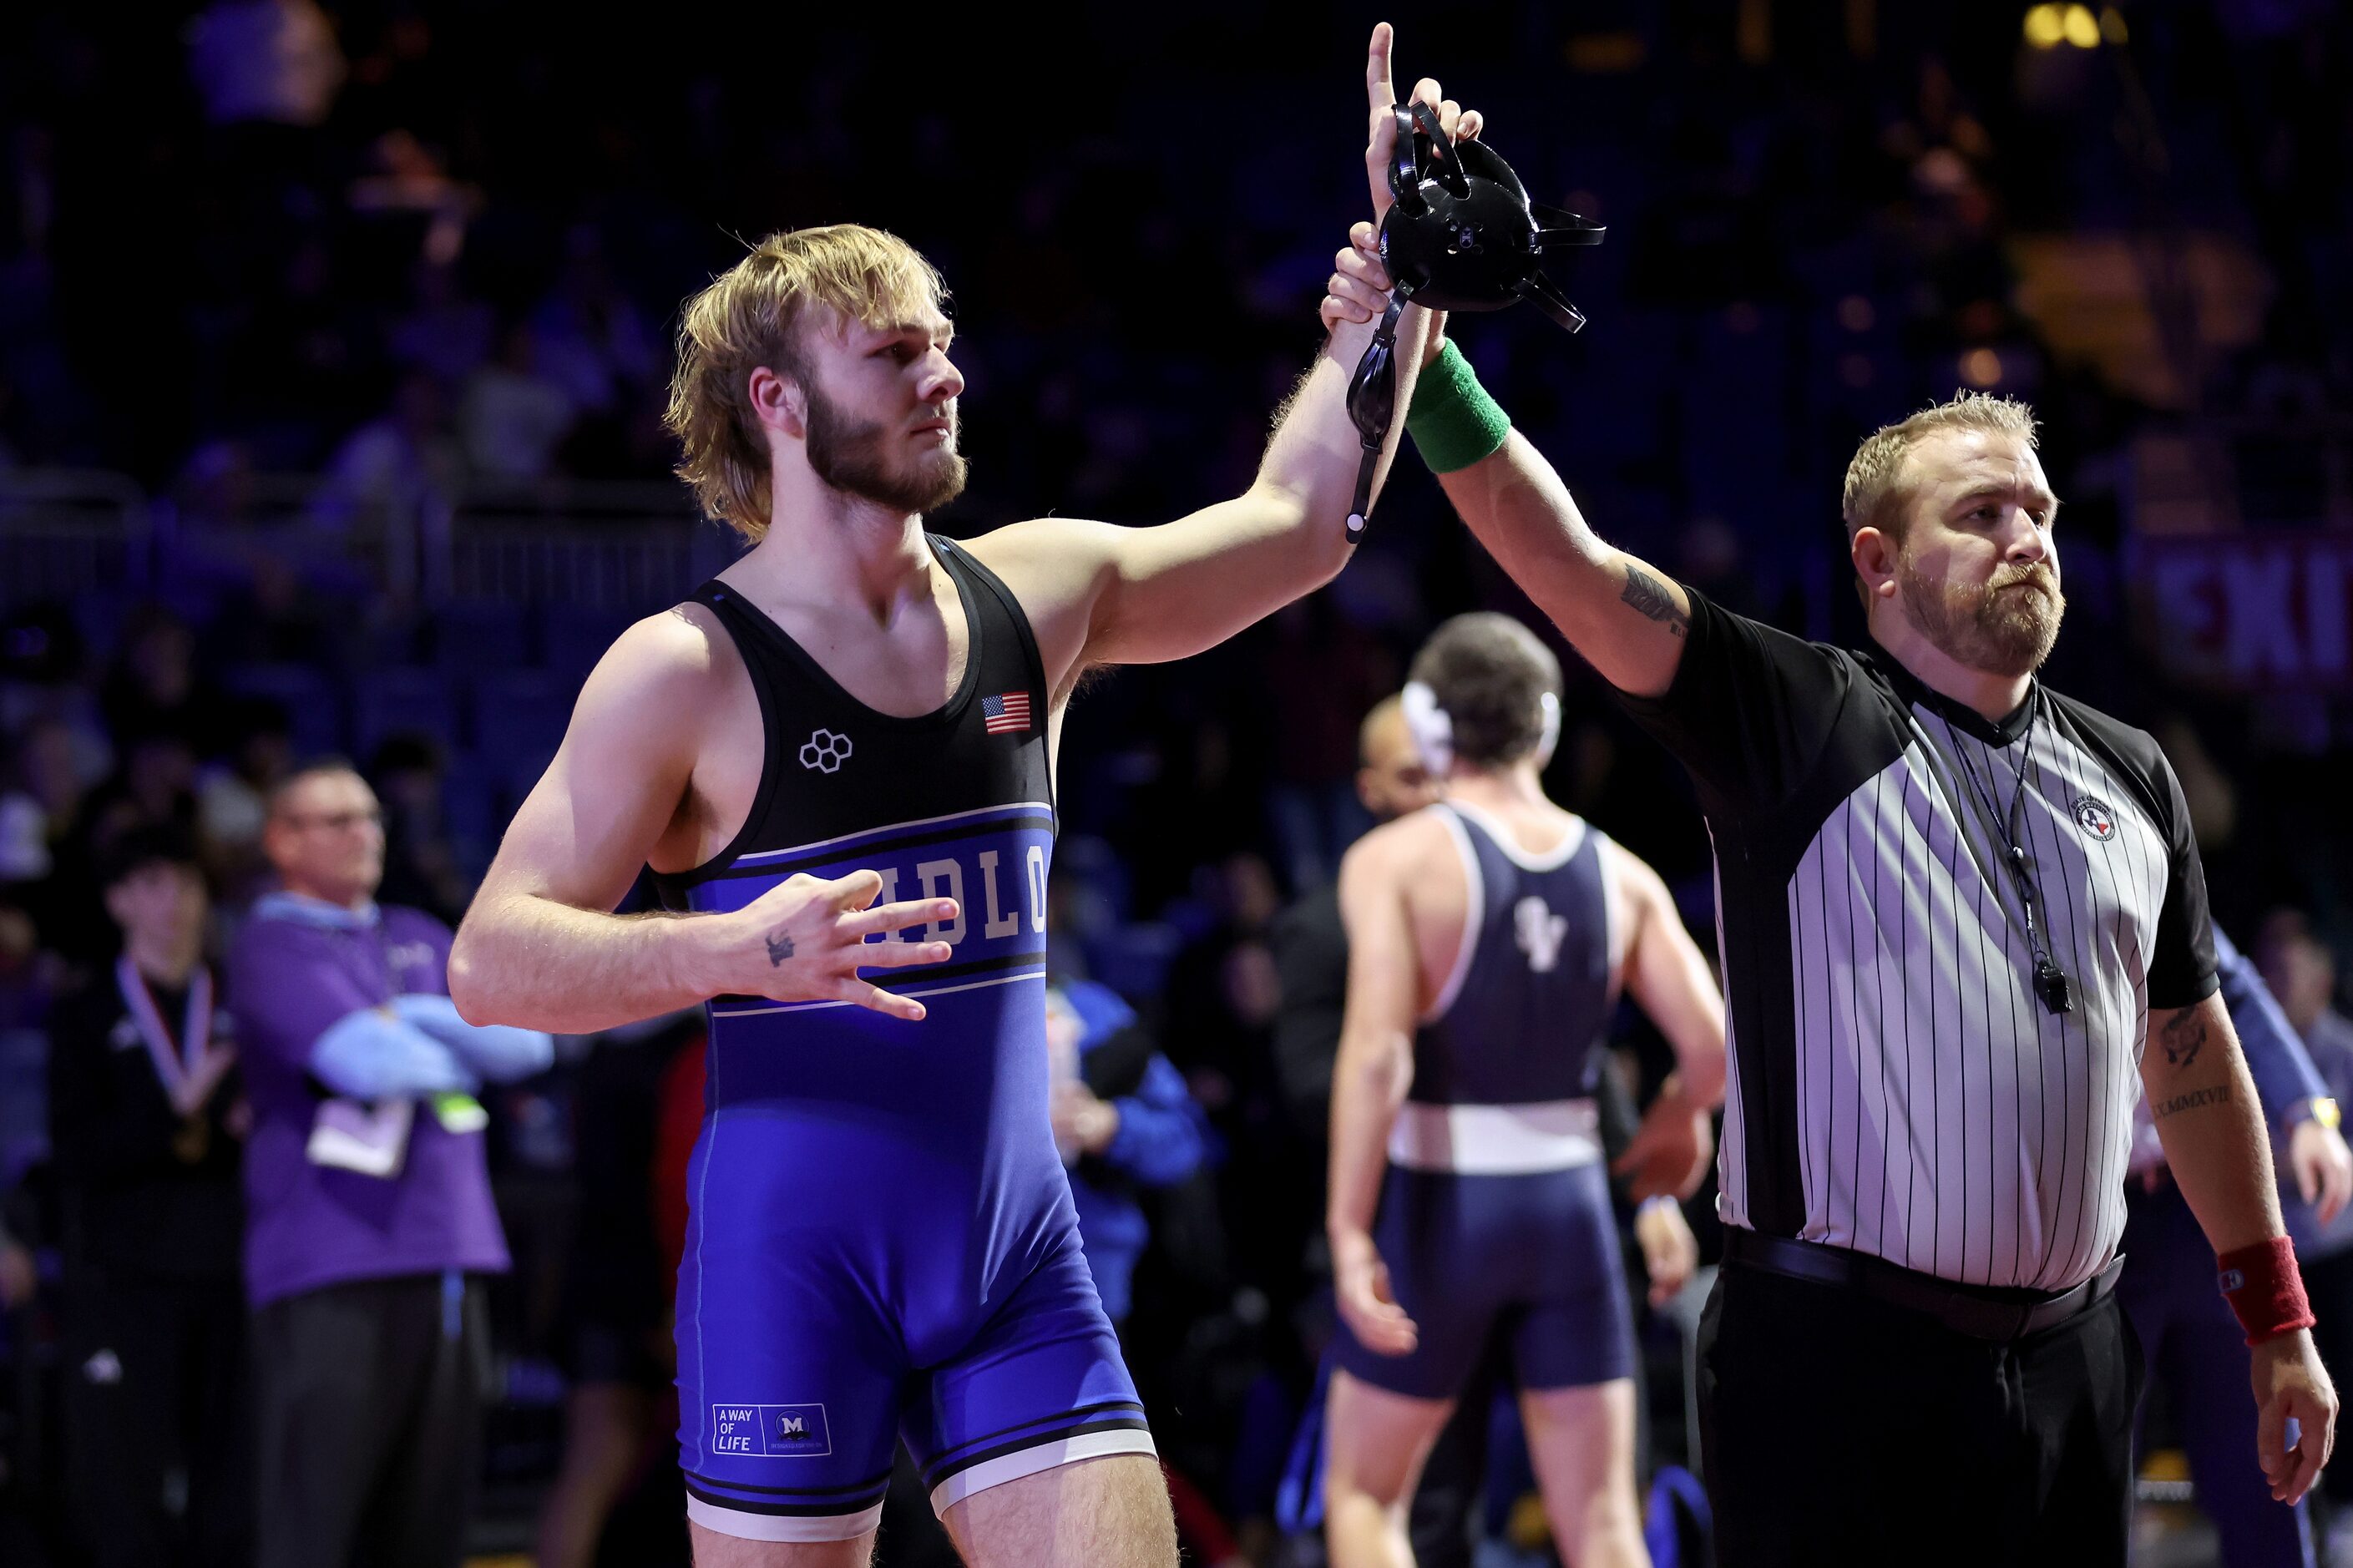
left=252, top=1272, right=490, bottom=1568
left=1698, top=1262, right=2143, bottom=1567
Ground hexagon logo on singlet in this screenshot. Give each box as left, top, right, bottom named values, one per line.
left=799, top=729, right=854, bottom=774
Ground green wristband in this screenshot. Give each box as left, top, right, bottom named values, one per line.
left=1405, top=341, right=1511, bottom=473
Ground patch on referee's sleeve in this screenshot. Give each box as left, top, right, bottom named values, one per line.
left=711, top=1403, right=832, bottom=1458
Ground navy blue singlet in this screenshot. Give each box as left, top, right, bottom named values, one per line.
left=655, top=537, right=1151, bottom=1545
left=1410, top=800, right=1616, bottom=1108
left=1333, top=801, right=1637, bottom=1398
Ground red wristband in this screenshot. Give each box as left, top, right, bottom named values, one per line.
left=2219, top=1237, right=2316, bottom=1346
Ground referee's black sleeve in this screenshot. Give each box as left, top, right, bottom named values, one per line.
left=1612, top=587, right=1853, bottom=822
left=2146, top=749, right=2219, bottom=1011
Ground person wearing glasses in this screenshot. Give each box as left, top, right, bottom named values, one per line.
left=228, top=761, right=551, bottom=1568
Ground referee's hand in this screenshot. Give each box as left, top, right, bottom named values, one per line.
left=2253, top=1330, right=2338, bottom=1505
left=1332, top=1228, right=1418, bottom=1357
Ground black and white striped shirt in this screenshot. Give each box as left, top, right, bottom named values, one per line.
left=1621, top=591, right=2218, bottom=1292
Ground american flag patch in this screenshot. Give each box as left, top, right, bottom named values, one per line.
left=981, top=691, right=1033, bottom=736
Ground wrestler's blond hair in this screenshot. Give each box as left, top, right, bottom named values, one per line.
left=665, top=225, right=947, bottom=542
left=1840, top=391, right=2039, bottom=545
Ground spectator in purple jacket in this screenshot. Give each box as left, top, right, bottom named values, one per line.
left=229, top=761, right=550, bottom=1568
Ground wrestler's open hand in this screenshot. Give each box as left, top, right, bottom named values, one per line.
left=1333, top=1227, right=1418, bottom=1357
left=2252, top=1328, right=2337, bottom=1505
left=717, top=869, right=957, bottom=1022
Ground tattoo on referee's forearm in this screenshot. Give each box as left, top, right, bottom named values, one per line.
left=2153, top=1085, right=2230, bottom=1120
left=1620, top=564, right=1688, bottom=640
left=2160, top=1009, right=2208, bottom=1069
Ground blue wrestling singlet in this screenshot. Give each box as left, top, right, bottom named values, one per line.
left=1332, top=800, right=1637, bottom=1398
left=652, top=538, right=1151, bottom=1543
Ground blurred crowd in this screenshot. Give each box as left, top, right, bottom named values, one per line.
left=2, top=0, right=2352, bottom=1563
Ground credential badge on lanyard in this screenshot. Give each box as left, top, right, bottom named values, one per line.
left=114, top=956, right=212, bottom=1113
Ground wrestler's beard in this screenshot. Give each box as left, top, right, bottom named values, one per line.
left=803, top=386, right=968, bottom=515
left=1896, top=549, right=2066, bottom=680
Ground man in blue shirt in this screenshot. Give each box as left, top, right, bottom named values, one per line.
left=1045, top=979, right=1210, bottom=1327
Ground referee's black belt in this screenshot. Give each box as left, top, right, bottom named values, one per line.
left=1725, top=1229, right=2125, bottom=1342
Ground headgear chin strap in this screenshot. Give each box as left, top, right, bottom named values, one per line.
left=1400, top=683, right=1565, bottom=777
left=1342, top=102, right=1606, bottom=544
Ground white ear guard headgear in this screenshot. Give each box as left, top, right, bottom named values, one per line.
left=1402, top=682, right=1562, bottom=774
left=1400, top=680, right=1454, bottom=774
left=1535, top=690, right=1562, bottom=768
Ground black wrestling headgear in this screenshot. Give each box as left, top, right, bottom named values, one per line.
left=1381, top=101, right=1606, bottom=328
left=1343, top=102, right=1604, bottom=543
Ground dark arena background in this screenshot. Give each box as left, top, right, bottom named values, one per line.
left=2, top=3, right=2350, bottom=1565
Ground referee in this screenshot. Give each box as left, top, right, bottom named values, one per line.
left=1320, top=222, right=2337, bottom=1561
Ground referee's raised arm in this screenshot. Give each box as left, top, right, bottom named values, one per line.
left=1427, top=424, right=1692, bottom=698
left=1321, top=235, right=1689, bottom=701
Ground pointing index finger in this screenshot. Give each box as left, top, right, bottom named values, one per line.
left=1367, top=21, right=1395, bottom=112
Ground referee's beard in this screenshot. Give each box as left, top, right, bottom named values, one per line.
left=1897, top=551, right=2066, bottom=681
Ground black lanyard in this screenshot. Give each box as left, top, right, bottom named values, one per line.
left=1951, top=692, right=2075, bottom=1016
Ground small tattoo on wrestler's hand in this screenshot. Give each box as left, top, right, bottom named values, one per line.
left=1621, top=564, right=1689, bottom=640
left=766, top=933, right=796, bottom=966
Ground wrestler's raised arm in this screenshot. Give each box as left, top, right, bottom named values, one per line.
left=964, top=25, right=1457, bottom=694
